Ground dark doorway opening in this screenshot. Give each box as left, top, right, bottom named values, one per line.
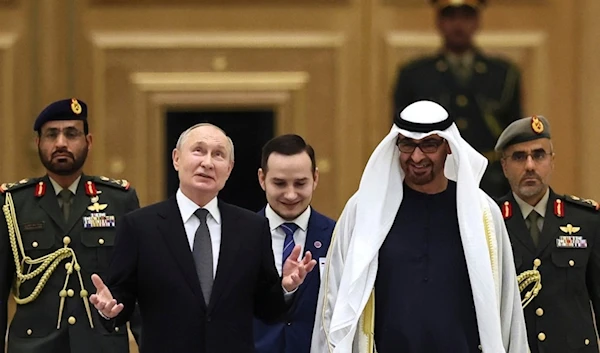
left=165, top=110, right=275, bottom=212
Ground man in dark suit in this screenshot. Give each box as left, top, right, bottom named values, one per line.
left=393, top=0, right=523, bottom=199
left=495, top=115, right=600, bottom=353
left=0, top=98, right=141, bottom=353
left=89, top=123, right=317, bottom=353
left=254, top=134, right=335, bottom=353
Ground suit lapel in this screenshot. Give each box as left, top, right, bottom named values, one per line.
left=503, top=194, right=536, bottom=254
left=37, top=175, right=67, bottom=234
left=295, top=211, right=325, bottom=297
left=209, top=200, right=242, bottom=312
left=157, top=198, right=204, bottom=301
left=537, top=191, right=561, bottom=256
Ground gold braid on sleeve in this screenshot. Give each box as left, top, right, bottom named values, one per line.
left=517, top=260, right=542, bottom=309
left=3, top=192, right=94, bottom=329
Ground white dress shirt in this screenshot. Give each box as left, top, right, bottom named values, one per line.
left=176, top=188, right=221, bottom=278
left=265, top=204, right=311, bottom=276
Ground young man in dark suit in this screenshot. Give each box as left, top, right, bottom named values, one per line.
left=89, top=123, right=317, bottom=353
left=254, top=134, right=335, bottom=353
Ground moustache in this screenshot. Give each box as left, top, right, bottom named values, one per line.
left=521, top=173, right=541, bottom=182
left=52, top=150, right=74, bottom=159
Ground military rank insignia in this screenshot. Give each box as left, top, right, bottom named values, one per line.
left=531, top=115, right=544, bottom=134
left=83, top=180, right=115, bottom=228
left=502, top=201, right=512, bottom=219
left=71, top=98, right=82, bottom=115
left=554, top=199, right=564, bottom=217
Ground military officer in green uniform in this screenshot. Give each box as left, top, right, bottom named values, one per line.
left=393, top=0, right=523, bottom=198
left=0, top=98, right=141, bottom=353
left=495, top=115, right=600, bottom=353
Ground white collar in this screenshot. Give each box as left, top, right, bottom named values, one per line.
left=176, top=188, right=221, bottom=224
left=265, top=204, right=311, bottom=232
left=49, top=175, right=81, bottom=195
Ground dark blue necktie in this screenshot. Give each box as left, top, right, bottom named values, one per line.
left=281, top=222, right=299, bottom=264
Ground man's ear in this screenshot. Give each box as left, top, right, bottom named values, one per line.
left=258, top=168, right=266, bottom=191
left=172, top=148, right=180, bottom=171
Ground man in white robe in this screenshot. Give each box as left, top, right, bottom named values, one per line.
left=311, top=100, right=528, bottom=353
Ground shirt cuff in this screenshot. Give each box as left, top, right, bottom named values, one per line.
left=98, top=309, right=111, bottom=320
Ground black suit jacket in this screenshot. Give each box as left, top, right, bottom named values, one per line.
left=105, top=197, right=289, bottom=353
left=498, top=189, right=600, bottom=353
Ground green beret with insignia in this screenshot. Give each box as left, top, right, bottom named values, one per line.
left=494, top=115, right=551, bottom=152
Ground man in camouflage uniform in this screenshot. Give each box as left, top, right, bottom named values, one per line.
left=0, top=98, right=141, bottom=353
left=392, top=0, right=523, bottom=198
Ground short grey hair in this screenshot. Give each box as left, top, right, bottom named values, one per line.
left=175, top=122, right=235, bottom=162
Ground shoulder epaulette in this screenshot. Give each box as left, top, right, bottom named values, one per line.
left=92, top=176, right=131, bottom=191
left=0, top=178, right=39, bottom=194
left=564, top=194, right=600, bottom=211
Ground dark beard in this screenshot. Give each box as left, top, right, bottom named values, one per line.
left=39, top=147, right=88, bottom=176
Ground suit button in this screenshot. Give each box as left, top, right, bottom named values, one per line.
left=569, top=259, right=575, bottom=267
left=456, top=95, right=468, bottom=107
left=68, top=316, right=76, bottom=325
left=26, top=329, right=32, bottom=336
left=287, top=322, right=292, bottom=326
left=98, top=238, right=105, bottom=245
left=536, top=308, right=544, bottom=316
left=585, top=339, right=590, bottom=345
left=115, top=326, right=120, bottom=332
left=538, top=332, right=546, bottom=341
left=477, top=344, right=482, bottom=350
left=32, top=241, right=39, bottom=248
left=533, top=258, right=541, bottom=267
left=63, top=236, right=71, bottom=245
left=67, top=289, right=75, bottom=297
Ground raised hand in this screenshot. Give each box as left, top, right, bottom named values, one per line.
left=89, top=274, right=124, bottom=319
left=282, top=244, right=317, bottom=292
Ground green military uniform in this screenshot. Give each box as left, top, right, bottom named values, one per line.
left=0, top=175, right=141, bottom=353
left=393, top=51, right=522, bottom=198
left=498, top=192, right=600, bottom=353
left=495, top=115, right=600, bottom=352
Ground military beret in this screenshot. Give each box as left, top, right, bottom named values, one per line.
left=430, top=0, right=486, bottom=10
left=494, top=115, right=551, bottom=152
left=33, top=98, right=87, bottom=132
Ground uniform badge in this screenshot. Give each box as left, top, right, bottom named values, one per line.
left=34, top=181, right=46, bottom=197
left=314, top=240, right=322, bottom=249
left=71, top=98, right=82, bottom=115
left=531, top=115, right=544, bottom=134
left=556, top=223, right=587, bottom=248
left=83, top=213, right=116, bottom=228
left=85, top=180, right=108, bottom=212
left=554, top=199, right=564, bottom=217
left=502, top=201, right=512, bottom=219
